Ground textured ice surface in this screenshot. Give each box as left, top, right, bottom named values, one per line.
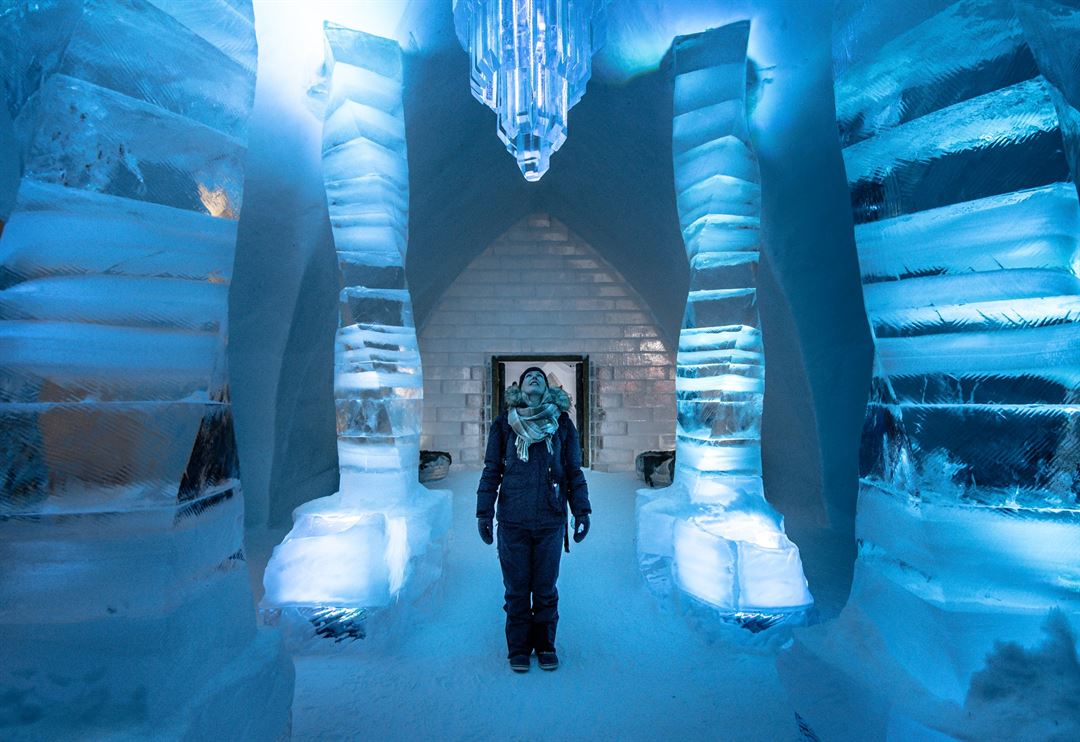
left=635, top=23, right=812, bottom=632
left=783, top=1, right=1080, bottom=738
left=841, top=1, right=1080, bottom=510
left=260, top=24, right=450, bottom=648
left=834, top=0, right=1028, bottom=145
left=0, top=2, right=292, bottom=739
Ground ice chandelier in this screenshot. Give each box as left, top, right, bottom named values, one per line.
left=453, top=0, right=607, bottom=181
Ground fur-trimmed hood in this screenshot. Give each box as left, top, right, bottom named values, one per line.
left=505, top=383, right=572, bottom=411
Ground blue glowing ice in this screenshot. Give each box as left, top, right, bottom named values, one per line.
left=783, top=1, right=1080, bottom=738
left=841, top=1, right=1080, bottom=511
left=635, top=22, right=813, bottom=633
left=0, top=1, right=292, bottom=738
left=260, top=23, right=451, bottom=646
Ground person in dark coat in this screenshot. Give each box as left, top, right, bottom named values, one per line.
left=476, top=366, right=591, bottom=673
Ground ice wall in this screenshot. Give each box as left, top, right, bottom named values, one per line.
left=0, top=1, right=293, bottom=739
left=781, top=1, right=1080, bottom=738
left=260, top=23, right=451, bottom=646
left=636, top=22, right=813, bottom=633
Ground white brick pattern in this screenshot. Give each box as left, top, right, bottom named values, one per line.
left=418, top=213, right=676, bottom=471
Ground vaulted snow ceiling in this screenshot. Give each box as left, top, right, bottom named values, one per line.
left=406, top=46, right=686, bottom=339
left=391, top=0, right=827, bottom=342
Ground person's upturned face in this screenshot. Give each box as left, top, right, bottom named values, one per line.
left=522, top=370, right=547, bottom=395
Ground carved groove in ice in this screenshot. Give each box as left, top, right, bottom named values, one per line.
left=842, top=4, right=1080, bottom=511
left=0, top=2, right=292, bottom=738
left=781, top=3, right=1080, bottom=738
left=635, top=22, right=813, bottom=631
left=842, top=0, right=1080, bottom=636
left=259, top=24, right=451, bottom=646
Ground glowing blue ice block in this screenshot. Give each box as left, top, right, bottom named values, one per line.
left=783, top=1, right=1080, bottom=738
left=0, top=1, right=292, bottom=739
left=635, top=22, right=813, bottom=633
left=260, top=23, right=451, bottom=647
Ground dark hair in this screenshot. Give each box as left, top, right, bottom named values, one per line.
left=517, top=366, right=547, bottom=388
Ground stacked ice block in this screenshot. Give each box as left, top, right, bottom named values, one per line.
left=0, top=1, right=292, bottom=739
left=260, top=24, right=451, bottom=646
left=636, top=22, right=813, bottom=632
left=781, top=1, right=1080, bottom=738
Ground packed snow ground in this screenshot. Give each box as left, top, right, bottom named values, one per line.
left=247, top=470, right=852, bottom=741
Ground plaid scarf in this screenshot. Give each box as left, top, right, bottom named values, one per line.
left=508, top=389, right=561, bottom=462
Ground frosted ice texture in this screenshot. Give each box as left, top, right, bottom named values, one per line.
left=635, top=23, right=813, bottom=631
left=260, top=24, right=451, bottom=646
left=840, top=0, right=1080, bottom=514
left=0, top=1, right=292, bottom=739
left=783, top=1, right=1080, bottom=738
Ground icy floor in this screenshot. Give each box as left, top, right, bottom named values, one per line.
left=246, top=469, right=852, bottom=741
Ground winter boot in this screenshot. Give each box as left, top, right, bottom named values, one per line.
left=537, top=651, right=559, bottom=671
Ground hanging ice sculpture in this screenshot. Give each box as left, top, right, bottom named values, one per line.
left=636, top=23, right=813, bottom=633
left=260, top=23, right=451, bottom=646
left=0, top=1, right=293, bottom=738
left=452, top=0, right=608, bottom=181
left=781, top=1, right=1080, bottom=738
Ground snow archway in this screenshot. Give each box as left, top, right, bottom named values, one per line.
left=417, top=212, right=678, bottom=472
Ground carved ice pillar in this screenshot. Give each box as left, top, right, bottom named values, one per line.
left=780, top=1, right=1080, bottom=738
left=260, top=24, right=451, bottom=645
left=636, top=22, right=813, bottom=632
left=0, top=1, right=293, bottom=738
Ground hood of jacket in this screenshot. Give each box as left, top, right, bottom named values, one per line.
left=505, top=383, right=572, bottom=412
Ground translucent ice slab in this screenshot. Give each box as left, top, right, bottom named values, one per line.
left=0, top=1, right=290, bottom=738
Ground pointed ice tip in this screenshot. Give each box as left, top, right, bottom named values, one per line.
left=518, top=154, right=547, bottom=181
left=512, top=132, right=549, bottom=181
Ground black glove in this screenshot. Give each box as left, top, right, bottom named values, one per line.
left=572, top=514, right=590, bottom=543
left=478, top=517, right=494, bottom=545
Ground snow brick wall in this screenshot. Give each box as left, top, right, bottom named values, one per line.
left=418, top=213, right=676, bottom=472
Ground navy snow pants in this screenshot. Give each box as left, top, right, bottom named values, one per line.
left=497, top=523, right=563, bottom=658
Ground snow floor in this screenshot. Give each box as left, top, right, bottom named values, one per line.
left=246, top=469, right=854, bottom=742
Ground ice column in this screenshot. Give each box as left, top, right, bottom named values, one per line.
left=260, top=24, right=451, bottom=645
left=781, top=1, right=1080, bottom=738
left=0, top=1, right=293, bottom=739
left=636, top=23, right=813, bottom=632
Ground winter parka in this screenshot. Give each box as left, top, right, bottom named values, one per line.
left=476, top=411, right=591, bottom=528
